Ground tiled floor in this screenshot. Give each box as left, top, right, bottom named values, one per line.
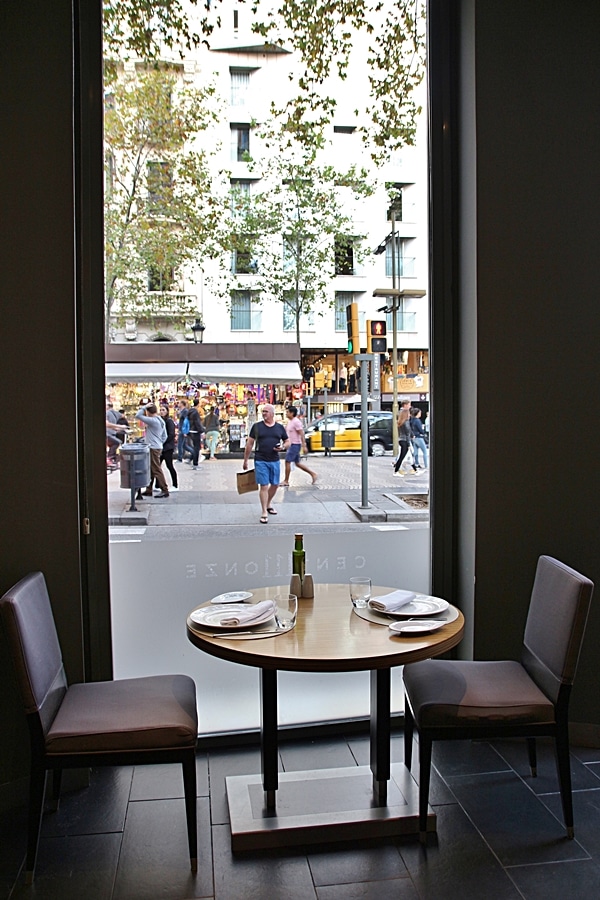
left=3, top=731, right=600, bottom=898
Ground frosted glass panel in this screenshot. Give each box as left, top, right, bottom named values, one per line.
left=110, top=529, right=430, bottom=736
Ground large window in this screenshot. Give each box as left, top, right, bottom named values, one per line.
left=147, top=161, right=171, bottom=212
left=230, top=124, right=250, bottom=161
left=148, top=265, right=174, bottom=292
left=230, top=290, right=261, bottom=330
left=283, top=294, right=314, bottom=331
left=385, top=237, right=415, bottom=277
left=335, top=292, right=355, bottom=330
left=335, top=236, right=355, bottom=275
left=231, top=246, right=257, bottom=274
left=230, top=69, right=250, bottom=107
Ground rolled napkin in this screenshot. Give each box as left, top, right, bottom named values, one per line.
left=369, top=590, right=416, bottom=613
left=219, top=599, right=277, bottom=627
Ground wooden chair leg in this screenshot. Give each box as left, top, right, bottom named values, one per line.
left=404, top=703, right=414, bottom=770
left=418, top=735, right=433, bottom=842
left=554, top=728, right=574, bottom=838
left=25, top=765, right=47, bottom=884
left=526, top=738, right=537, bottom=777
left=182, top=752, right=198, bottom=872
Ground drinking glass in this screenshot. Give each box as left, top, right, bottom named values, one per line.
left=349, top=577, right=371, bottom=609
left=275, top=593, right=298, bottom=630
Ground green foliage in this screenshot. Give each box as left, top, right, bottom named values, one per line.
left=104, top=1, right=426, bottom=162
left=104, top=65, right=228, bottom=340
left=229, top=135, right=374, bottom=342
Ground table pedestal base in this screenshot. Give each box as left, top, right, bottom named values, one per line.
left=226, top=763, right=435, bottom=851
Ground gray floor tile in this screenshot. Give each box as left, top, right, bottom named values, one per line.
left=112, top=796, right=213, bottom=899
left=208, top=746, right=267, bottom=825
left=212, top=822, right=316, bottom=900
left=399, top=803, right=522, bottom=899
left=308, top=838, right=408, bottom=886
left=41, top=766, right=133, bottom=837
left=491, top=738, right=600, bottom=793
left=445, top=770, right=589, bottom=867
left=279, top=737, right=358, bottom=772
left=541, top=786, right=600, bottom=857
left=508, top=858, right=600, bottom=898
left=10, top=833, right=121, bottom=900
left=129, top=753, right=209, bottom=801
left=315, top=880, right=419, bottom=899
left=432, top=740, right=510, bottom=778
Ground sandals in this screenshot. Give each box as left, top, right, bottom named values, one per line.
left=260, top=515, right=268, bottom=524
left=266, top=507, right=278, bottom=515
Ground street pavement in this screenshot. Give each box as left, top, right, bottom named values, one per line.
left=107, top=450, right=430, bottom=537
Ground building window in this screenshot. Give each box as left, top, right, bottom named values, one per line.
left=230, top=69, right=250, bottom=107
left=333, top=125, right=356, bottom=134
left=334, top=292, right=354, bottom=330
left=231, top=291, right=261, bottom=330
left=385, top=238, right=415, bottom=277
left=283, top=296, right=314, bottom=332
left=230, top=179, right=251, bottom=215
left=148, top=266, right=174, bottom=292
left=230, top=124, right=250, bottom=162
left=147, top=161, right=171, bottom=212
left=231, top=247, right=257, bottom=274
left=335, top=236, right=355, bottom=275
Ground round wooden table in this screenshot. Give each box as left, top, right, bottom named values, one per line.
left=187, top=584, right=464, bottom=850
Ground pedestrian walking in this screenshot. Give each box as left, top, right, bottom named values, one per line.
left=153, top=404, right=178, bottom=491
left=393, top=407, right=412, bottom=476
left=187, top=399, right=205, bottom=469
left=135, top=403, right=170, bottom=498
left=410, top=407, right=428, bottom=471
left=281, top=407, right=317, bottom=486
left=203, top=406, right=220, bottom=460
left=242, top=404, right=289, bottom=523
left=176, top=400, right=194, bottom=462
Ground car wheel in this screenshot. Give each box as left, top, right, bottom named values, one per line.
left=370, top=441, right=385, bottom=457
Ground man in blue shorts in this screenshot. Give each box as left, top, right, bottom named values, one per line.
left=242, top=404, right=289, bottom=523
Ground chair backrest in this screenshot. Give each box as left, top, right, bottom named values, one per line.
left=521, top=555, right=593, bottom=703
left=0, top=572, right=68, bottom=734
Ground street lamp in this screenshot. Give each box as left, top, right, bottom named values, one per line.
left=191, top=317, right=205, bottom=343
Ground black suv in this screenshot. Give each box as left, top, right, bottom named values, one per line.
left=305, top=411, right=394, bottom=455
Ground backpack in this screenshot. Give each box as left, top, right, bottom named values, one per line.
left=181, top=414, right=191, bottom=435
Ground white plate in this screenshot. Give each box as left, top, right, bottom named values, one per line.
left=210, top=591, right=253, bottom=604
left=389, top=619, right=447, bottom=636
left=190, top=604, right=274, bottom=631
left=372, top=596, right=449, bottom=618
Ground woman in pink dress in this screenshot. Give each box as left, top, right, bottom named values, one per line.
left=281, top=407, right=318, bottom=486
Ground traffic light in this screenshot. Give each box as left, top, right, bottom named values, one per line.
left=367, top=319, right=387, bottom=353
left=346, top=303, right=360, bottom=355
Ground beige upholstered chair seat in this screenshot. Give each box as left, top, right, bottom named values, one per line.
left=45, top=675, right=198, bottom=755
left=404, top=659, right=555, bottom=728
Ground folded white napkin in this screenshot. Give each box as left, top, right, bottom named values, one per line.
left=369, top=590, right=416, bottom=612
left=219, top=599, right=277, bottom=627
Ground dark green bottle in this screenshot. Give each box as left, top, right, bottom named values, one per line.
left=292, top=533, right=305, bottom=582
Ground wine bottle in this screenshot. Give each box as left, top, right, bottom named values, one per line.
left=292, top=533, right=305, bottom=582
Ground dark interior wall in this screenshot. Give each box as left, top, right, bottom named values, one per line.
left=462, top=1, right=600, bottom=728
left=0, top=0, right=85, bottom=785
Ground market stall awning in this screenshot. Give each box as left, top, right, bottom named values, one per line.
left=105, top=361, right=302, bottom=385
left=105, top=363, right=189, bottom=383
left=187, top=362, right=301, bottom=384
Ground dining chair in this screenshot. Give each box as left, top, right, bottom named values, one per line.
left=403, top=555, right=593, bottom=841
left=0, top=572, right=199, bottom=884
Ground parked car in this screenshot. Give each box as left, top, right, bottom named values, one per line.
left=305, top=411, right=394, bottom=456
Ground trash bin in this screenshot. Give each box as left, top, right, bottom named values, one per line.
left=321, top=430, right=335, bottom=453
left=120, top=443, right=150, bottom=490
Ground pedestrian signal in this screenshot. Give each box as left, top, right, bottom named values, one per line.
left=366, top=319, right=387, bottom=353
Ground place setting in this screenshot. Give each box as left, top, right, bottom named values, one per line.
left=187, top=592, right=298, bottom=640
left=349, top=577, right=458, bottom=635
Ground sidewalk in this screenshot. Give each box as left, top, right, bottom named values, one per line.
left=107, top=452, right=430, bottom=528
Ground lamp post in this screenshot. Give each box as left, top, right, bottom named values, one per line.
left=191, top=317, right=205, bottom=343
